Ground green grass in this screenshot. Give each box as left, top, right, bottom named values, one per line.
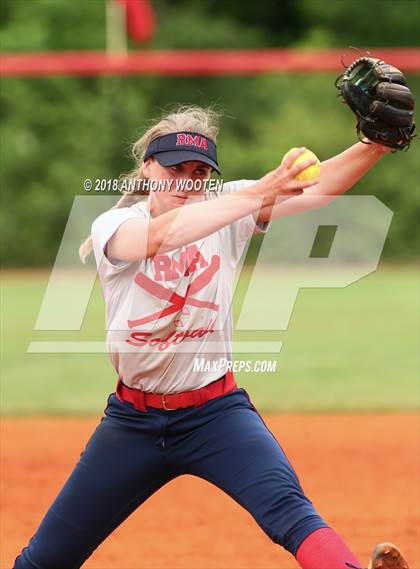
left=1, top=266, right=418, bottom=415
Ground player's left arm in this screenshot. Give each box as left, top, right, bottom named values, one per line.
left=255, top=55, right=415, bottom=225
left=255, top=140, right=391, bottom=223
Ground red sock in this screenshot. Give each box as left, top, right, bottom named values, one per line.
left=296, top=527, right=362, bottom=569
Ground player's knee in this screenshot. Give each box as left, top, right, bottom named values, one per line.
left=14, top=547, right=82, bottom=569
left=254, top=490, right=328, bottom=555
left=13, top=549, right=36, bottom=569
left=13, top=546, right=70, bottom=569
left=287, top=515, right=331, bottom=555
left=13, top=532, right=87, bottom=569
left=266, top=514, right=329, bottom=556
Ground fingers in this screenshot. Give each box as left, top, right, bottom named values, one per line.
left=280, top=182, right=317, bottom=197
left=279, top=188, right=303, bottom=196
left=260, top=151, right=320, bottom=201
left=278, top=147, right=307, bottom=171
left=276, top=148, right=319, bottom=181
left=288, top=158, right=318, bottom=179
left=286, top=178, right=320, bottom=195
left=300, top=178, right=320, bottom=188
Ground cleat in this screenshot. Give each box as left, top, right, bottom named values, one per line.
left=368, top=543, right=409, bottom=569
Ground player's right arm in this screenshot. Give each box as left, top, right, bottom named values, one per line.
left=107, top=148, right=316, bottom=263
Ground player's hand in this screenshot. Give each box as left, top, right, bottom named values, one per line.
left=253, top=148, right=320, bottom=206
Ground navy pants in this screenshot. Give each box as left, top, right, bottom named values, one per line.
left=14, top=387, right=328, bottom=568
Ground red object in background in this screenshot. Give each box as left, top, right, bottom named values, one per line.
left=1, top=49, right=418, bottom=77
left=115, top=0, right=155, bottom=43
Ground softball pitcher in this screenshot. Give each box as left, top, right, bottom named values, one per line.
left=14, top=57, right=414, bottom=569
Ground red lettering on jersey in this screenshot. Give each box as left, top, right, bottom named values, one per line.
left=171, top=250, right=187, bottom=277
left=126, top=331, right=151, bottom=347
left=153, top=255, right=176, bottom=281
left=153, top=245, right=209, bottom=281
left=125, top=318, right=217, bottom=350
left=185, top=244, right=208, bottom=274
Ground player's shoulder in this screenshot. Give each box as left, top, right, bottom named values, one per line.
left=91, top=200, right=148, bottom=236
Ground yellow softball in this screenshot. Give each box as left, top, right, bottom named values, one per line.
left=282, top=147, right=321, bottom=181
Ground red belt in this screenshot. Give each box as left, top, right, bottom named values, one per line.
left=116, top=370, right=237, bottom=412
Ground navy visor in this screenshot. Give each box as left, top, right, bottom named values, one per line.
left=143, top=131, right=221, bottom=174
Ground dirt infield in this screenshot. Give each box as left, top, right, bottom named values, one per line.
left=2, top=413, right=419, bottom=569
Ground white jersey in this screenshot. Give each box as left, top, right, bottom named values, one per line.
left=91, top=180, right=269, bottom=394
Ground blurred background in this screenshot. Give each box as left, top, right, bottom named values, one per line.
left=1, top=2, right=419, bottom=568
left=0, top=0, right=418, bottom=414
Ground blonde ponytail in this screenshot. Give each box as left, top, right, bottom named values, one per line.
left=78, top=104, right=220, bottom=264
